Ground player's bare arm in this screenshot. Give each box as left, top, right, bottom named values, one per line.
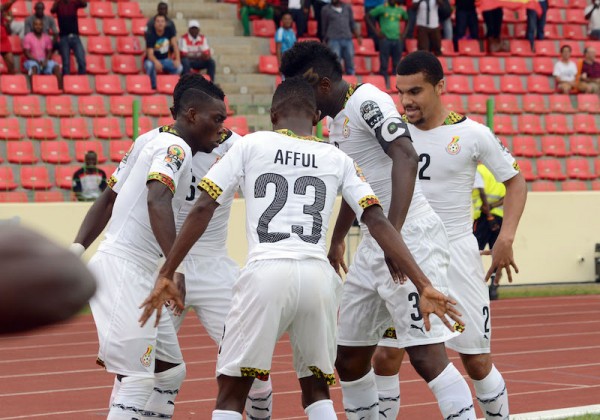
left=147, top=180, right=178, bottom=259
left=140, top=191, right=219, bottom=327
left=487, top=172, right=527, bottom=283
left=361, top=205, right=463, bottom=331
left=327, top=199, right=355, bottom=276
left=73, top=188, right=117, bottom=250
left=385, top=138, right=418, bottom=231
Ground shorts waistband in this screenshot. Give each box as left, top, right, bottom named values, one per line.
left=96, top=247, right=158, bottom=274
left=405, top=201, right=435, bottom=223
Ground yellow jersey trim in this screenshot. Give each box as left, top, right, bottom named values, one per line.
left=199, top=177, right=223, bottom=200
left=359, top=195, right=381, bottom=209
left=148, top=172, right=175, bottom=194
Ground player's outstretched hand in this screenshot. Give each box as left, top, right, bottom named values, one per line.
left=139, top=277, right=184, bottom=328
left=486, top=237, right=519, bottom=283
left=419, top=286, right=463, bottom=332
left=327, top=240, right=348, bottom=277
left=165, top=272, right=186, bottom=316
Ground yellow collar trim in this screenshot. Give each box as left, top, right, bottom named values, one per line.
left=275, top=129, right=327, bottom=143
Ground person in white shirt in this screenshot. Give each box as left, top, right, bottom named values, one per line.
left=414, top=0, right=441, bottom=56
left=384, top=50, right=527, bottom=420
left=179, top=19, right=216, bottom=81
left=553, top=44, right=579, bottom=94
left=585, top=0, right=600, bottom=40
left=280, top=41, right=474, bottom=420
left=140, top=77, right=463, bottom=420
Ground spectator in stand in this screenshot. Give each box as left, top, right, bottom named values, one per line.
left=240, top=0, right=275, bottom=36
left=144, top=14, right=182, bottom=90
left=311, top=0, right=331, bottom=40
left=364, top=0, right=384, bottom=50
left=439, top=0, right=452, bottom=40
left=453, top=0, right=478, bottom=50
left=482, top=6, right=503, bottom=53
left=287, top=0, right=309, bottom=38
left=526, top=0, right=547, bottom=50
left=180, top=20, right=216, bottom=82
left=577, top=46, right=600, bottom=93
left=366, top=0, right=408, bottom=87
left=0, top=0, right=16, bottom=74
left=147, top=2, right=176, bottom=37
left=72, top=151, right=107, bottom=202
left=275, top=12, right=296, bottom=67
left=23, top=17, right=63, bottom=88
left=321, top=0, right=361, bottom=75
left=414, top=0, right=442, bottom=56
left=25, top=2, right=59, bottom=51
left=553, top=45, right=578, bottom=94
left=585, top=0, right=600, bottom=40
left=51, top=0, right=87, bottom=75
left=405, top=0, right=417, bottom=39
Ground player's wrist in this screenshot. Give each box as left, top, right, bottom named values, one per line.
left=175, top=261, right=185, bottom=276
left=69, top=243, right=85, bottom=257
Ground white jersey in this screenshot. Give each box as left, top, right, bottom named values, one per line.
left=200, top=129, right=380, bottom=264
left=99, top=127, right=193, bottom=269
left=108, top=127, right=242, bottom=255
left=409, top=113, right=519, bottom=240
left=328, top=83, right=431, bottom=237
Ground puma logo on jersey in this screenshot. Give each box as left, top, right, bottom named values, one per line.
left=274, top=149, right=318, bottom=168
left=446, top=136, right=461, bottom=154
left=410, top=324, right=425, bottom=334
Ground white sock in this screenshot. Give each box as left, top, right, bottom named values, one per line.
left=428, top=363, right=476, bottom=420
left=375, top=373, right=400, bottom=419
left=473, top=365, right=509, bottom=420
left=108, top=376, right=154, bottom=420
left=340, top=368, right=379, bottom=420
left=245, top=377, right=272, bottom=419
left=108, top=376, right=122, bottom=409
left=144, top=363, right=186, bottom=419
left=212, top=409, right=243, bottom=419
left=305, top=399, right=337, bottom=419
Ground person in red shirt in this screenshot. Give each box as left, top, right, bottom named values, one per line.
left=578, top=46, right=600, bottom=93
left=0, top=0, right=17, bottom=74
left=179, top=20, right=216, bottom=81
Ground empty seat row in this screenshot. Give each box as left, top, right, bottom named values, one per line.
left=2, top=139, right=132, bottom=164
left=511, top=136, right=599, bottom=158
left=0, top=190, right=70, bottom=202
left=517, top=158, right=600, bottom=181
left=530, top=180, right=600, bottom=192
left=0, top=165, right=116, bottom=191
left=10, top=1, right=144, bottom=19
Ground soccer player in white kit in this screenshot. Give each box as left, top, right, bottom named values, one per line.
left=81, top=82, right=228, bottom=419
left=280, top=41, right=475, bottom=420
left=71, top=75, right=273, bottom=419
left=139, top=77, right=463, bottom=420
left=378, top=51, right=527, bottom=420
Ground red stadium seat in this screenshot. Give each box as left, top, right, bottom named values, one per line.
left=527, top=75, right=554, bottom=94
left=536, top=159, right=567, bottom=180
left=531, top=181, right=557, bottom=191
left=563, top=24, right=587, bottom=40
left=467, top=94, right=489, bottom=114
left=20, top=166, right=52, bottom=190
left=13, top=96, right=42, bottom=117
left=116, top=36, right=144, bottom=55
left=440, top=39, right=457, bottom=56
left=93, top=117, right=123, bottom=140
left=457, top=39, right=485, bottom=57
left=63, top=75, right=93, bottom=95
left=95, top=75, right=124, bottom=95
left=0, top=191, right=28, bottom=202
left=560, top=40, right=583, bottom=57
left=512, top=136, right=542, bottom=158
left=156, top=75, right=179, bottom=94
left=0, top=56, right=8, bottom=74
left=500, top=75, right=526, bottom=94
left=522, top=94, right=548, bottom=114
left=362, top=75, right=388, bottom=92
left=504, top=57, right=529, bottom=75
left=125, top=116, right=153, bottom=137
left=478, top=57, right=503, bottom=75
left=26, top=118, right=57, bottom=140
left=492, top=115, right=516, bottom=135
left=545, top=114, right=573, bottom=135
left=87, top=36, right=114, bottom=55
left=404, top=39, right=417, bottom=54
left=109, top=140, right=134, bottom=162
left=516, top=159, right=536, bottom=181
left=494, top=95, right=520, bottom=114
left=0, top=167, right=18, bottom=190
left=33, top=191, right=65, bottom=202
left=7, top=141, right=38, bottom=164
left=126, top=75, right=154, bottom=95
left=576, top=94, right=600, bottom=113
left=532, top=57, right=554, bottom=75
left=545, top=8, right=563, bottom=23
left=55, top=165, right=79, bottom=189
left=354, top=38, right=378, bottom=56
left=131, top=18, right=148, bottom=36
left=441, top=94, right=466, bottom=114
left=90, top=1, right=115, bottom=18
left=0, top=96, right=7, bottom=117
left=569, top=135, right=598, bottom=156
left=517, top=115, right=544, bottom=135
left=533, top=40, right=558, bottom=56
left=566, top=158, right=596, bottom=179
left=439, top=57, right=452, bottom=75
left=11, top=1, right=29, bottom=18
left=103, top=18, right=129, bottom=36
left=0, top=118, right=22, bottom=140
left=258, top=55, right=279, bottom=75
left=445, top=75, right=471, bottom=94
left=41, top=141, right=73, bottom=164
left=592, top=180, right=600, bottom=191
left=353, top=56, right=370, bottom=75
left=79, top=95, right=108, bottom=117
left=142, top=95, right=171, bottom=116
left=565, top=9, right=587, bottom=24
left=541, top=135, right=569, bottom=157
left=573, top=115, right=599, bottom=134
left=543, top=24, right=561, bottom=40
left=0, top=75, right=29, bottom=95
left=157, top=116, right=175, bottom=126
left=510, top=40, right=534, bottom=56
left=31, top=75, right=61, bottom=95
left=60, top=117, right=91, bottom=139
left=452, top=57, right=477, bottom=75
left=118, top=2, right=145, bottom=18
left=75, top=140, right=107, bottom=163
left=109, top=95, right=135, bottom=117
left=548, top=95, right=575, bottom=113
left=225, top=116, right=250, bottom=136
left=252, top=20, right=276, bottom=37
left=9, top=35, right=22, bottom=55
left=86, top=54, right=109, bottom=75
left=112, top=55, right=140, bottom=74
left=561, top=180, right=588, bottom=191
left=78, top=17, right=100, bottom=36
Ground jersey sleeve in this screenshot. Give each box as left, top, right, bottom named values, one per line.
left=199, top=140, right=245, bottom=205
left=476, top=126, right=519, bottom=183
left=107, top=142, right=137, bottom=193
left=147, top=138, right=190, bottom=194
left=340, top=155, right=381, bottom=220
left=473, top=170, right=484, bottom=189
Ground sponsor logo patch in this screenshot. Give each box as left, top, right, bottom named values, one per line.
left=360, top=100, right=384, bottom=128
left=164, top=144, right=185, bottom=172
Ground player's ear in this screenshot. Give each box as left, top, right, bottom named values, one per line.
left=318, top=77, right=332, bottom=95
left=436, top=79, right=445, bottom=96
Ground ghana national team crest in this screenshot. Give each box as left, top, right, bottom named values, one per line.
left=343, top=117, right=350, bottom=138
left=446, top=136, right=461, bottom=155
left=140, top=345, right=153, bottom=368
left=164, top=144, right=186, bottom=172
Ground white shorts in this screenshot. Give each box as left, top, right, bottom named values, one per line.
left=170, top=254, right=238, bottom=344
left=217, top=258, right=342, bottom=384
left=445, top=234, right=491, bottom=355
left=89, top=251, right=183, bottom=378
left=338, top=209, right=459, bottom=348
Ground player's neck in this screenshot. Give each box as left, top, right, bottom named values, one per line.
left=274, top=120, right=313, bottom=137
left=416, top=105, right=449, bottom=131
left=172, top=122, right=196, bottom=152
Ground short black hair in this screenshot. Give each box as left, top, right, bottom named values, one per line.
left=172, top=74, right=224, bottom=116
left=271, top=76, right=317, bottom=117
left=85, top=151, right=97, bottom=158
left=396, top=51, right=444, bottom=85
left=280, top=41, right=343, bottom=83
left=560, top=45, right=572, bottom=53
left=34, top=2, right=44, bottom=9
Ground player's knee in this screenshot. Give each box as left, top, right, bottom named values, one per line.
left=373, top=347, right=404, bottom=375
left=108, top=376, right=154, bottom=419
left=335, top=347, right=372, bottom=380
left=461, top=354, right=492, bottom=380
left=407, top=345, right=450, bottom=381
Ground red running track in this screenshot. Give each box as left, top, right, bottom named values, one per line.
left=1, top=295, right=599, bottom=419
